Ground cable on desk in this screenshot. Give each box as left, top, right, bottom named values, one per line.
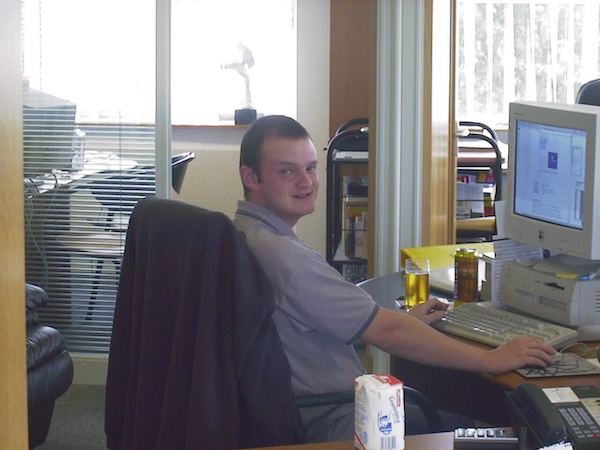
left=24, top=185, right=49, bottom=286
left=23, top=172, right=60, bottom=287
left=557, top=342, right=591, bottom=358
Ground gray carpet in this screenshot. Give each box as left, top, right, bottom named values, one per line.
left=37, top=384, right=107, bottom=450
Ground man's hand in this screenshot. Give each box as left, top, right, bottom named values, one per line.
left=406, top=297, right=449, bottom=325
left=482, top=336, right=557, bottom=374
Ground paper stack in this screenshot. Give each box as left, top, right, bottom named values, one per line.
left=481, top=239, right=545, bottom=307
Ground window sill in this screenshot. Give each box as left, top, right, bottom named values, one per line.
left=173, top=123, right=250, bottom=130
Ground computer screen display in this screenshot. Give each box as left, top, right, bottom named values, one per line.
left=506, top=101, right=600, bottom=260
left=513, top=120, right=586, bottom=230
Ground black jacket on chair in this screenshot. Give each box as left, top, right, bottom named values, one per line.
left=105, top=198, right=304, bottom=450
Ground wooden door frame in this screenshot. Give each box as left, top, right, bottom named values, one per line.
left=421, top=0, right=456, bottom=245
left=0, top=0, right=29, bottom=448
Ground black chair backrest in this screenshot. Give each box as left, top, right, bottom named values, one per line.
left=171, top=151, right=195, bottom=194
left=90, top=152, right=196, bottom=216
left=576, top=79, right=600, bottom=106
left=105, top=198, right=303, bottom=450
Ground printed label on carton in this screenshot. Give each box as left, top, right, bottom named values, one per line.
left=354, top=374, right=405, bottom=450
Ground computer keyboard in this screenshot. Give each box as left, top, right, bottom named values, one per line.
left=433, top=302, right=578, bottom=348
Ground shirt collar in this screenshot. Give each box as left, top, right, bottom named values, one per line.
left=235, top=200, right=298, bottom=238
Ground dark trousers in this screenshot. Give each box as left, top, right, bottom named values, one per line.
left=300, top=399, right=475, bottom=443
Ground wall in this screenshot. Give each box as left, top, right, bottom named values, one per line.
left=173, top=0, right=330, bottom=254
left=329, top=0, right=375, bottom=136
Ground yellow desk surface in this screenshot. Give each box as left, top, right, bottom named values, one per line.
left=401, top=242, right=494, bottom=294
left=401, top=242, right=494, bottom=269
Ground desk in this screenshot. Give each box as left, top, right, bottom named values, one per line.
left=400, top=243, right=493, bottom=295
left=24, top=150, right=138, bottom=196
left=23, top=151, right=140, bottom=339
left=246, top=432, right=454, bottom=450
left=401, top=243, right=494, bottom=270
left=393, top=337, right=600, bottom=425
left=396, top=243, right=600, bottom=424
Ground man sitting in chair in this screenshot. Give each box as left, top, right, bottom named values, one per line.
left=233, top=115, right=557, bottom=442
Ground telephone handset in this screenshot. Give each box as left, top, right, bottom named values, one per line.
left=505, top=383, right=600, bottom=450
left=505, top=383, right=567, bottom=447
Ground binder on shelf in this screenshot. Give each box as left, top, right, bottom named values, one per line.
left=342, top=196, right=367, bottom=258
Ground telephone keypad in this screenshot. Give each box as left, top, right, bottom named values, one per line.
left=557, top=405, right=600, bottom=440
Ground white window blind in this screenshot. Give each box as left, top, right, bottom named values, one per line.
left=457, top=0, right=600, bottom=127
left=22, top=0, right=157, bottom=353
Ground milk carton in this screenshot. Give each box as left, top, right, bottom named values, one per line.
left=354, top=374, right=405, bottom=450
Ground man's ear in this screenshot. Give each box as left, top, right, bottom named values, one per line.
left=240, top=165, right=260, bottom=192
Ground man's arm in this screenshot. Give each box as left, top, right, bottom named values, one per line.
left=360, top=303, right=557, bottom=375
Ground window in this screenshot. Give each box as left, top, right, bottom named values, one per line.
left=22, top=0, right=297, bottom=126
left=457, top=0, right=600, bottom=127
left=22, top=0, right=156, bottom=124
left=172, top=0, right=297, bottom=125
left=20, top=0, right=296, bottom=354
left=22, top=0, right=157, bottom=353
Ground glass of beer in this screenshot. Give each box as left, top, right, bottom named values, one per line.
left=404, top=259, right=430, bottom=309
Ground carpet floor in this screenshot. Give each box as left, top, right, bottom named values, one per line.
left=36, top=384, right=107, bottom=450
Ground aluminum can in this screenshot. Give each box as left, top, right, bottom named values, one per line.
left=454, top=248, right=478, bottom=305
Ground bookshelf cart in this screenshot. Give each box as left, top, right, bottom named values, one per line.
left=325, top=119, right=369, bottom=283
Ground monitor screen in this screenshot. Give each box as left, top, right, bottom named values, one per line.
left=513, top=120, right=586, bottom=229
left=506, top=101, right=600, bottom=260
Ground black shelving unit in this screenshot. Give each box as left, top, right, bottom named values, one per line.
left=325, top=119, right=369, bottom=283
left=456, top=121, right=504, bottom=242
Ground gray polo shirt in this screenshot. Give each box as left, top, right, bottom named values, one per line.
left=234, top=200, right=379, bottom=396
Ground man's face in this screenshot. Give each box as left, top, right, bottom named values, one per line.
left=241, top=135, right=319, bottom=227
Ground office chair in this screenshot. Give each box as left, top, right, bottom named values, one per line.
left=105, top=198, right=304, bottom=449
left=89, top=151, right=196, bottom=232
left=55, top=152, right=196, bottom=320
left=171, top=151, right=195, bottom=193
left=576, top=78, right=600, bottom=106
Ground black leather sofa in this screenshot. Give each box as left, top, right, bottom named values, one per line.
left=26, top=283, right=74, bottom=448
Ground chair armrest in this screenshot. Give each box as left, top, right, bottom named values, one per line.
left=295, top=386, right=443, bottom=434
left=404, top=385, right=444, bottom=432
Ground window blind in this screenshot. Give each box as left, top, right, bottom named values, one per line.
left=22, top=0, right=157, bottom=354
left=457, top=0, right=600, bottom=125
left=23, top=120, right=156, bottom=354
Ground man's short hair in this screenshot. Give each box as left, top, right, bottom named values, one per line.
left=239, top=115, right=311, bottom=197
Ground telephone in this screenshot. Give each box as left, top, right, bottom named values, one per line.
left=505, top=383, right=600, bottom=450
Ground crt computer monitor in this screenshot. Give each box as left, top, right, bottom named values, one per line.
left=22, top=88, right=77, bottom=176
left=505, top=101, right=600, bottom=261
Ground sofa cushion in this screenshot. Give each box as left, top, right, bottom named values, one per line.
left=26, top=283, right=49, bottom=325
left=26, top=324, right=66, bottom=372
